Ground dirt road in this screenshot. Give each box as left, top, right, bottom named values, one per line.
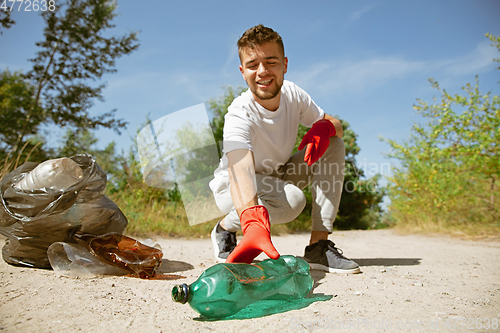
left=1, top=229, right=499, bottom=332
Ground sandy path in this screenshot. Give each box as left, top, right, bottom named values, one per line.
left=1, top=229, right=499, bottom=332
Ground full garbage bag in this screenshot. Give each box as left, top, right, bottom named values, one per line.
left=0, top=154, right=128, bottom=268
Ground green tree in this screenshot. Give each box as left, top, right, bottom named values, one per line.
left=8, top=0, right=139, bottom=156
left=107, top=116, right=170, bottom=204
left=383, top=33, right=500, bottom=234
left=0, top=71, right=41, bottom=153
left=0, top=70, right=53, bottom=163
left=173, top=122, right=220, bottom=185
left=0, top=7, right=15, bottom=34
left=487, top=33, right=500, bottom=70
left=292, top=120, right=385, bottom=230
left=57, top=128, right=120, bottom=177
left=207, top=85, right=247, bottom=155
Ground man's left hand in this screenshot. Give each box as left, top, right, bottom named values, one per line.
left=298, top=119, right=336, bottom=166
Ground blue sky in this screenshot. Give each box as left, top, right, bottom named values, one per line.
left=2, top=0, right=500, bottom=183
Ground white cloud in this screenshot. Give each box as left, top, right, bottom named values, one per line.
left=287, top=40, right=498, bottom=97
left=440, top=41, right=498, bottom=76
left=344, top=3, right=380, bottom=29
left=222, top=42, right=239, bottom=76
left=288, top=56, right=426, bottom=96
left=349, top=3, right=379, bottom=22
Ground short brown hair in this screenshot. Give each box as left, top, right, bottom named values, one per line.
left=237, top=24, right=285, bottom=60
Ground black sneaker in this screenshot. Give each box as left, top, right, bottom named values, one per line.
left=211, top=220, right=237, bottom=263
left=304, top=239, right=361, bottom=274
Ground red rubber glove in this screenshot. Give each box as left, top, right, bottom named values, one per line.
left=225, top=205, right=280, bottom=264
left=298, top=119, right=337, bottom=166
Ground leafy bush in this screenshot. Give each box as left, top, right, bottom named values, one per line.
left=382, top=34, right=500, bottom=237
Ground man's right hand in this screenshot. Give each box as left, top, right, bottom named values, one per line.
left=226, top=205, right=280, bottom=264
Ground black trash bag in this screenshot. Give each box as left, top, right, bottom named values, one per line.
left=0, top=154, right=128, bottom=268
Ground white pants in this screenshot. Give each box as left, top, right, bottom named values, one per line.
left=213, top=137, right=345, bottom=233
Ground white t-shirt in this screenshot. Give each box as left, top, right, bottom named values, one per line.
left=209, top=80, right=324, bottom=193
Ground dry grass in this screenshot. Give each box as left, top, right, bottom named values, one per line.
left=0, top=140, right=42, bottom=180
left=391, top=213, right=500, bottom=240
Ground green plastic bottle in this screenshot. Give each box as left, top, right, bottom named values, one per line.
left=171, top=255, right=314, bottom=318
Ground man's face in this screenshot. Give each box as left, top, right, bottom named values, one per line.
left=239, top=42, right=288, bottom=109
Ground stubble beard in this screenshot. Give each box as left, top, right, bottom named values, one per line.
left=250, top=79, right=282, bottom=101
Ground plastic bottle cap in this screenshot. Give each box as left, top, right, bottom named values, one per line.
left=171, top=284, right=189, bottom=304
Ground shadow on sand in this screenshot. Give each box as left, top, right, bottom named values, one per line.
left=194, top=293, right=333, bottom=321
left=157, top=259, right=194, bottom=274
left=309, top=257, right=422, bottom=283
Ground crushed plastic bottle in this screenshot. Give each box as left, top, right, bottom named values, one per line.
left=73, top=233, right=163, bottom=279
left=14, top=157, right=84, bottom=191
left=47, top=242, right=130, bottom=278
left=171, top=255, right=314, bottom=318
